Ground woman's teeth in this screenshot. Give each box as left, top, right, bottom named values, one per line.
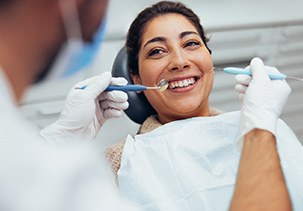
left=169, top=77, right=196, bottom=89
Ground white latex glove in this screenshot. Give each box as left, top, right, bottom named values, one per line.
left=236, top=57, right=291, bottom=138
left=40, top=72, right=129, bottom=143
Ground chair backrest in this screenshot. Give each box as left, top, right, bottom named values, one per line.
left=111, top=47, right=156, bottom=124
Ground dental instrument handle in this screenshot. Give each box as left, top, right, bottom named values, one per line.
left=223, top=67, right=287, bottom=80
left=105, top=84, right=147, bottom=92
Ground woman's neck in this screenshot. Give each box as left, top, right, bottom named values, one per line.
left=158, top=105, right=211, bottom=125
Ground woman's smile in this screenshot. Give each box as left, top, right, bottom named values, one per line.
left=167, top=75, right=201, bottom=92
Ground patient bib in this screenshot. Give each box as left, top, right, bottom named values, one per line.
left=119, top=112, right=240, bottom=211
left=118, top=111, right=303, bottom=211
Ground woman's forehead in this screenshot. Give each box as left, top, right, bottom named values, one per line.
left=141, top=13, right=198, bottom=42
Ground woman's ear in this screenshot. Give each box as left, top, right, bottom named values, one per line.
left=131, top=73, right=142, bottom=85
left=131, top=73, right=143, bottom=93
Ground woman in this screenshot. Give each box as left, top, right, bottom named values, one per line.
left=106, top=0, right=220, bottom=173
left=106, top=1, right=303, bottom=210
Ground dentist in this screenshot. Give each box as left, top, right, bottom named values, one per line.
left=0, top=0, right=133, bottom=210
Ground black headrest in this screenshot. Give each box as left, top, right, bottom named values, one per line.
left=111, top=47, right=156, bottom=124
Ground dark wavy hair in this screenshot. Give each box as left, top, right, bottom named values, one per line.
left=126, top=1, right=211, bottom=76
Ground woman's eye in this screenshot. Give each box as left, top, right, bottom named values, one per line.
left=148, top=48, right=164, bottom=57
left=184, top=41, right=201, bottom=48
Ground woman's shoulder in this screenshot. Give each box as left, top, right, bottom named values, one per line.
left=105, top=141, right=126, bottom=176
left=138, top=115, right=162, bottom=134
left=105, top=115, right=162, bottom=176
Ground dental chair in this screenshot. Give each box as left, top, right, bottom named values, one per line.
left=111, top=47, right=156, bottom=124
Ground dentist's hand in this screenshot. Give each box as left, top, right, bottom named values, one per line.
left=236, top=58, right=291, bottom=138
left=41, top=72, right=129, bottom=143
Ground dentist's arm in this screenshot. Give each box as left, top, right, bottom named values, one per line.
left=229, top=58, right=292, bottom=211
left=40, top=72, right=129, bottom=143
left=230, top=129, right=291, bottom=211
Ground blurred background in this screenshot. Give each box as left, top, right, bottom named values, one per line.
left=21, top=0, right=303, bottom=150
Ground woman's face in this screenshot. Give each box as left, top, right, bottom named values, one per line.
left=132, top=13, right=214, bottom=124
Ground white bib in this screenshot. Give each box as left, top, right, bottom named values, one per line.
left=118, top=111, right=303, bottom=211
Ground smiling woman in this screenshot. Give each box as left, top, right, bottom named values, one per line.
left=105, top=1, right=303, bottom=211
left=106, top=0, right=221, bottom=174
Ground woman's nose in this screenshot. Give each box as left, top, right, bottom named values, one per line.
left=169, top=51, right=190, bottom=71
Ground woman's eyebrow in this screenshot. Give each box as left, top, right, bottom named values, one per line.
left=179, top=31, right=199, bottom=39
left=143, top=36, right=166, bottom=49
left=143, top=31, right=198, bottom=49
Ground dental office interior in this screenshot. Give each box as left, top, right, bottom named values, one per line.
left=21, top=0, right=303, bottom=150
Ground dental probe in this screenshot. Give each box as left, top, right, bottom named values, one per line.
left=75, top=79, right=169, bottom=91
left=221, top=67, right=303, bottom=82
left=105, top=79, right=169, bottom=92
